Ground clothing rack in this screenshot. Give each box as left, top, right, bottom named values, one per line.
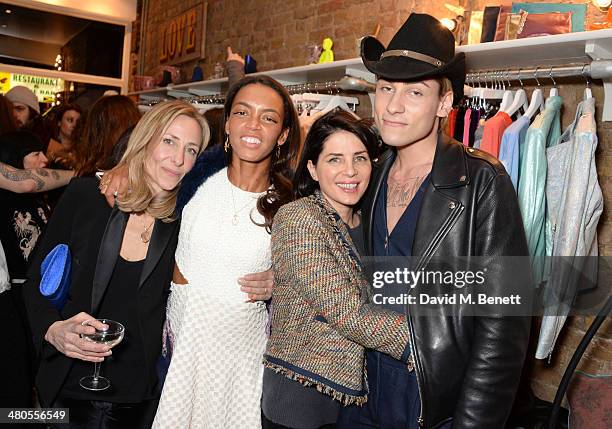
left=285, top=76, right=376, bottom=94
left=137, top=76, right=375, bottom=109
left=466, top=60, right=612, bottom=85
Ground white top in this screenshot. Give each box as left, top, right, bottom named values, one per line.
left=153, top=167, right=271, bottom=429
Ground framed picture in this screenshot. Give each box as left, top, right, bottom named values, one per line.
left=159, top=2, right=208, bottom=65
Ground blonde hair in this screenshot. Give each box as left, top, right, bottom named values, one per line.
left=116, top=100, right=210, bottom=222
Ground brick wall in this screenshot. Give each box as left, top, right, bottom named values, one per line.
left=136, top=0, right=611, bottom=408
left=140, top=0, right=467, bottom=80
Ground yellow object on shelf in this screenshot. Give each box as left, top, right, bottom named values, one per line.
left=319, top=38, right=334, bottom=63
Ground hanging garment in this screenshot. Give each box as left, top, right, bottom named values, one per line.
left=499, top=116, right=530, bottom=190
left=454, top=105, right=467, bottom=142
left=480, top=111, right=513, bottom=158
left=517, top=95, right=562, bottom=287
left=447, top=108, right=458, bottom=137
left=462, top=108, right=472, bottom=146
left=536, top=97, right=603, bottom=359
left=473, top=119, right=485, bottom=149
left=468, top=108, right=480, bottom=147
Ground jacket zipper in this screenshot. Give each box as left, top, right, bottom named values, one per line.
left=415, top=202, right=465, bottom=272
left=407, top=313, right=426, bottom=427
left=409, top=201, right=464, bottom=427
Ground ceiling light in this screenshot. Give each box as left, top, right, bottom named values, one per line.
left=5, top=9, right=11, bottom=14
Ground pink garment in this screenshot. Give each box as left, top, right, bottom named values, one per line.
left=480, top=111, right=512, bottom=157
left=463, top=109, right=472, bottom=146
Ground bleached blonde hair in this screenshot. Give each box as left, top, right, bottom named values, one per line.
left=116, top=100, right=210, bottom=222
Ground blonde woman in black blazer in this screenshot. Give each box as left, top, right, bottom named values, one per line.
left=23, top=100, right=209, bottom=428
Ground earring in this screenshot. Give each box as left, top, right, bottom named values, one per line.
left=224, top=135, right=229, bottom=152
left=276, top=144, right=281, bottom=159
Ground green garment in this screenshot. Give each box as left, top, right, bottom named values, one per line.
left=517, top=96, right=562, bottom=287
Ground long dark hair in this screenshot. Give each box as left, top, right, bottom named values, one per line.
left=53, top=103, right=83, bottom=141
left=0, top=95, right=16, bottom=134
left=294, top=110, right=378, bottom=198
left=223, top=75, right=300, bottom=232
left=74, top=95, right=141, bottom=177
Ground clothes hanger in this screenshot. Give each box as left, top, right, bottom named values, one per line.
left=503, top=69, right=529, bottom=117
left=582, top=64, right=593, bottom=100
left=524, top=68, right=544, bottom=120
left=548, top=67, right=558, bottom=97
left=499, top=71, right=515, bottom=112
left=304, top=92, right=359, bottom=116
left=320, top=93, right=359, bottom=118
left=480, top=71, right=505, bottom=100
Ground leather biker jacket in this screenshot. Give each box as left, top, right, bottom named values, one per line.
left=362, top=135, right=531, bottom=428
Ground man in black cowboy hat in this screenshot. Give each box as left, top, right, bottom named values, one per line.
left=337, top=13, right=531, bottom=429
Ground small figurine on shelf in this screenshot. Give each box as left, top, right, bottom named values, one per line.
left=319, top=38, right=334, bottom=63
left=191, top=61, right=203, bottom=82
left=210, top=62, right=224, bottom=79
left=244, top=54, right=257, bottom=74
left=306, top=44, right=322, bottom=64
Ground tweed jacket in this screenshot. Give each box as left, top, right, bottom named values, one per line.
left=264, top=191, right=410, bottom=405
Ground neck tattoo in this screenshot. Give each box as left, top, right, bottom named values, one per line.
left=387, top=175, right=428, bottom=208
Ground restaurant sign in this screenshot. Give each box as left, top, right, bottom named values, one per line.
left=159, top=3, right=207, bottom=65
left=2, top=73, right=63, bottom=103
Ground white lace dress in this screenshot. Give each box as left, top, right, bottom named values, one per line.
left=152, top=168, right=271, bottom=429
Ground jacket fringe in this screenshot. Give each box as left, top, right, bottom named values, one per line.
left=263, top=358, right=367, bottom=406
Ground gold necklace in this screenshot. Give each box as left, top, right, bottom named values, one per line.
left=138, top=215, right=155, bottom=243
left=229, top=181, right=256, bottom=226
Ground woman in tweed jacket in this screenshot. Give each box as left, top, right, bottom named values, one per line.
left=262, top=111, right=411, bottom=429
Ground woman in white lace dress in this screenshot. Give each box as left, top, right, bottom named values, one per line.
left=152, top=75, right=300, bottom=429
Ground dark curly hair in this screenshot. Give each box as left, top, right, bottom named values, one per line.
left=223, top=75, right=300, bottom=233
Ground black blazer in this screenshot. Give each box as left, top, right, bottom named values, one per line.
left=22, top=177, right=179, bottom=406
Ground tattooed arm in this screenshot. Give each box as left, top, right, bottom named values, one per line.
left=0, top=162, right=74, bottom=193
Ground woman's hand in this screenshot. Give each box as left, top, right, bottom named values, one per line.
left=99, top=165, right=129, bottom=207
left=44, top=312, right=112, bottom=362
left=239, top=268, right=274, bottom=301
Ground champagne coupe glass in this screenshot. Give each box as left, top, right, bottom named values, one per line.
left=79, top=319, right=125, bottom=391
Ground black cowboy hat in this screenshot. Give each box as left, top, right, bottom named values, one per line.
left=361, top=13, right=466, bottom=101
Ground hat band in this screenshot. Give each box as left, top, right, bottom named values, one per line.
left=379, top=50, right=444, bottom=68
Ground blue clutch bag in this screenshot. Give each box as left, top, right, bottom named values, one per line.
left=39, top=244, right=71, bottom=311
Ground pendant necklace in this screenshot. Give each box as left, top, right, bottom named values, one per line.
left=230, top=180, right=256, bottom=226
left=139, top=215, right=155, bottom=243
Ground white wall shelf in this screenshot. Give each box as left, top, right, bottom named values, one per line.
left=459, top=28, right=612, bottom=70
left=131, top=29, right=612, bottom=120
left=130, top=58, right=373, bottom=100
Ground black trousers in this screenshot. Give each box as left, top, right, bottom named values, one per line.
left=0, top=287, right=36, bottom=408
left=261, top=410, right=336, bottom=429
left=50, top=397, right=158, bottom=429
